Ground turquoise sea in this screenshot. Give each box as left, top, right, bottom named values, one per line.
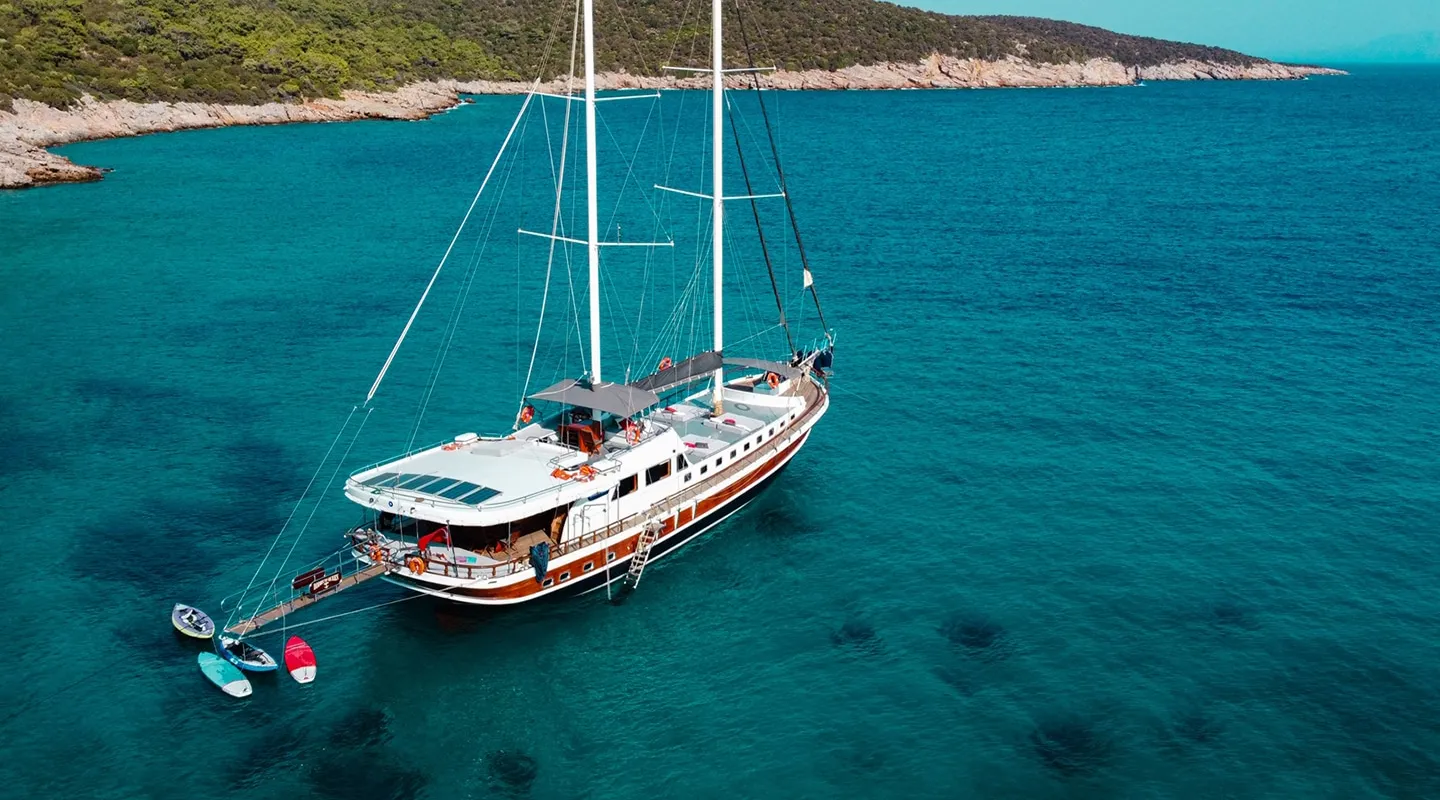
left=2, top=65, right=1438, bottom=799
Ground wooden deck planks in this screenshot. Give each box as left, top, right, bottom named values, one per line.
left=225, top=563, right=389, bottom=636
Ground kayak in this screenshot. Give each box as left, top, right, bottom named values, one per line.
left=198, top=652, right=252, bottom=698
left=284, top=636, right=317, bottom=684
left=171, top=604, right=215, bottom=639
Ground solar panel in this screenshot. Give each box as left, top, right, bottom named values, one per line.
left=396, top=474, right=440, bottom=489
left=436, top=481, right=481, bottom=500
left=420, top=479, right=462, bottom=496
left=461, top=487, right=501, bottom=505
left=360, top=471, right=400, bottom=487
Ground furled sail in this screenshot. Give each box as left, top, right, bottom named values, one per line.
left=630, top=351, right=724, bottom=393
left=530, top=380, right=660, bottom=418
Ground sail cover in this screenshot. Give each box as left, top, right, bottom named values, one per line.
left=529, top=380, right=659, bottom=418
left=723, top=357, right=801, bottom=380
left=631, top=351, right=724, bottom=393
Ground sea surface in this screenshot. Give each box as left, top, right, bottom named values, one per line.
left=2, top=65, right=1438, bottom=799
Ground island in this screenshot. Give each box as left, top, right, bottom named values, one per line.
left=0, top=3, right=1345, bottom=189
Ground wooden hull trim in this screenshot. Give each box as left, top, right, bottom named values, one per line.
left=382, top=428, right=811, bottom=605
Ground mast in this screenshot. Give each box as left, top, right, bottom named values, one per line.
left=710, top=0, right=725, bottom=413
left=584, top=0, right=602, bottom=384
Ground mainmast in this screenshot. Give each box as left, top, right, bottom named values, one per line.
left=709, top=0, right=725, bottom=413
left=584, top=0, right=602, bottom=384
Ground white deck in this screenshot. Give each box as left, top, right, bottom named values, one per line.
left=344, top=376, right=801, bottom=526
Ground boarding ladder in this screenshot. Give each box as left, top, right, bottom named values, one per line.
left=624, top=517, right=665, bottom=590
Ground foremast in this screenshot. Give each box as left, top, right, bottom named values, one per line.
left=584, top=0, right=602, bottom=386
left=710, top=0, right=726, bottom=415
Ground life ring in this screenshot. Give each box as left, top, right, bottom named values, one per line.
left=519, top=404, right=535, bottom=424
left=658, top=356, right=673, bottom=371
left=766, top=372, right=781, bottom=389
left=626, top=423, right=642, bottom=445
left=406, top=556, right=427, bottom=575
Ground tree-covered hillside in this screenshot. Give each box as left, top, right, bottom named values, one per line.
left=0, top=0, right=1265, bottom=109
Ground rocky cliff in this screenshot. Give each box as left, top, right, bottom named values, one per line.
left=1, top=58, right=1343, bottom=190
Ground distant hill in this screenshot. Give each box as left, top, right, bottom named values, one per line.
left=0, top=0, right=1272, bottom=109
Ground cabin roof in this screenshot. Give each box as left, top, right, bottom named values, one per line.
left=343, top=431, right=671, bottom=525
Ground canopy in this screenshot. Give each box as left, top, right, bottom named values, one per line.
left=529, top=379, right=659, bottom=418
left=723, top=357, right=801, bottom=380
left=630, top=350, right=724, bottom=393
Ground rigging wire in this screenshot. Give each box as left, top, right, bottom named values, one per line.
left=520, top=0, right=584, bottom=414
left=254, top=406, right=374, bottom=617
left=224, top=405, right=358, bottom=631
left=363, top=85, right=542, bottom=407
left=731, top=0, right=831, bottom=340
left=723, top=91, right=794, bottom=353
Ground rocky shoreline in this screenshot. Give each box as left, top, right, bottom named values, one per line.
left=1, top=56, right=1344, bottom=190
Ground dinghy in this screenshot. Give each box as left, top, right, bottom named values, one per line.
left=198, top=652, right=252, bottom=697
left=284, top=636, right=317, bottom=684
left=171, top=604, right=215, bottom=639
left=219, top=635, right=278, bottom=672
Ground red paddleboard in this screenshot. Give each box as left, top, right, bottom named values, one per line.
left=284, top=636, right=317, bottom=684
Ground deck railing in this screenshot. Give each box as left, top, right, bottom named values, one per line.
left=368, top=375, right=826, bottom=584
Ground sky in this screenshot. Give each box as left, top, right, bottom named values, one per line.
left=917, top=0, right=1440, bottom=61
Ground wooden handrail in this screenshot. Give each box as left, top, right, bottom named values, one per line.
left=404, top=376, right=825, bottom=582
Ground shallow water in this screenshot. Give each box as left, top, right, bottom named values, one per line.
left=2, top=65, right=1439, bottom=799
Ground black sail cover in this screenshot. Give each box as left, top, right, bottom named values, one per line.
left=530, top=380, right=660, bottom=418
left=630, top=351, right=724, bottom=393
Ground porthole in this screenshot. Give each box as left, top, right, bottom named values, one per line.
left=560, top=572, right=571, bottom=582
left=607, top=552, right=617, bottom=562
left=583, top=562, right=594, bottom=572
left=744, top=443, right=751, bottom=452
left=542, top=578, right=554, bottom=588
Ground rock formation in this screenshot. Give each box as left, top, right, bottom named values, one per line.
left=0, top=59, right=1344, bottom=190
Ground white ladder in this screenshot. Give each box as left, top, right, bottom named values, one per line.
left=624, top=519, right=664, bottom=589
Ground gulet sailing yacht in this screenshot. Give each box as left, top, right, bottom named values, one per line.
left=237, top=0, right=835, bottom=619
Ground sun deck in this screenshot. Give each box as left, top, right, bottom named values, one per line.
left=344, top=372, right=799, bottom=525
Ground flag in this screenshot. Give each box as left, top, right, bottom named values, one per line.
left=803, top=268, right=814, bottom=288
left=418, top=526, right=451, bottom=552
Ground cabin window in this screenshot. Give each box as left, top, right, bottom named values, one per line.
left=543, top=578, right=554, bottom=588
left=684, top=472, right=692, bottom=483
left=617, top=475, right=639, bottom=498
left=756, top=435, right=763, bottom=444
left=700, top=465, right=709, bottom=475
left=675, top=455, right=684, bottom=472
left=583, top=562, right=594, bottom=572
left=744, top=442, right=751, bottom=452
left=560, top=571, right=571, bottom=582
left=607, top=551, right=616, bottom=563
left=769, top=427, right=775, bottom=436
left=646, top=461, right=672, bottom=484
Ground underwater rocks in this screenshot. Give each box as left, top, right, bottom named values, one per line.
left=939, top=613, right=1013, bottom=661
left=829, top=619, right=881, bottom=652
left=1029, top=716, right=1114, bottom=777
left=328, top=707, right=393, bottom=750
left=486, top=749, right=539, bottom=795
